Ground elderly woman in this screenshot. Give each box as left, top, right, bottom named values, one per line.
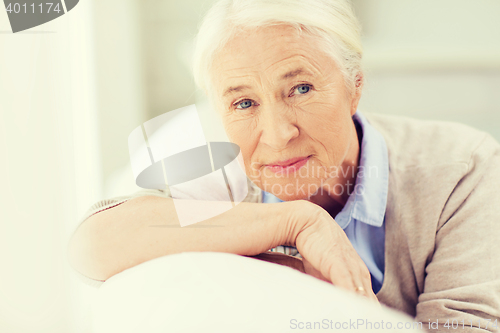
left=69, top=0, right=500, bottom=328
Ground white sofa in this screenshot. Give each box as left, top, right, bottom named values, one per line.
left=91, top=252, right=422, bottom=333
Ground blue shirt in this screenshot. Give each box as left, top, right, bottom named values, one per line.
left=262, top=110, right=389, bottom=294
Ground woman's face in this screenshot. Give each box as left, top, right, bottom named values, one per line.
left=211, top=24, right=362, bottom=201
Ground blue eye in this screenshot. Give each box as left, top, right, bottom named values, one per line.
left=291, top=84, right=311, bottom=97
left=298, top=85, right=310, bottom=94
left=295, top=85, right=310, bottom=94
left=236, top=100, right=253, bottom=109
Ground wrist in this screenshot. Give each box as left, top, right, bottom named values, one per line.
left=277, top=200, right=324, bottom=247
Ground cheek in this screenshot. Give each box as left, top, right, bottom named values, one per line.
left=295, top=99, right=344, bottom=138
left=295, top=98, right=353, bottom=161
left=222, top=117, right=259, bottom=169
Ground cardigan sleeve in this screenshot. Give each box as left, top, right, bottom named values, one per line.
left=71, top=188, right=172, bottom=288
left=415, top=134, right=500, bottom=332
left=78, top=188, right=171, bottom=224
left=77, top=176, right=263, bottom=226
left=71, top=178, right=263, bottom=288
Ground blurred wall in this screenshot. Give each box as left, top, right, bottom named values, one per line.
left=354, top=0, right=500, bottom=141
left=138, top=1, right=206, bottom=117
left=92, top=0, right=148, bottom=188
left=0, top=1, right=102, bottom=332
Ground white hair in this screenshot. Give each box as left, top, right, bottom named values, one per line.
left=192, top=0, right=363, bottom=100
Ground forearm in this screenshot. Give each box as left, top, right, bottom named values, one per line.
left=68, top=195, right=308, bottom=281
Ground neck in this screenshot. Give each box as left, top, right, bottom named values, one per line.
left=308, top=119, right=362, bottom=217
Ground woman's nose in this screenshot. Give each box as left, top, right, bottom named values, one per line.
left=259, top=105, right=299, bottom=150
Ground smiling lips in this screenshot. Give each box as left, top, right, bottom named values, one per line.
left=266, top=156, right=310, bottom=174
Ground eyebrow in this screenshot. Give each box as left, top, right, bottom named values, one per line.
left=280, top=67, right=314, bottom=80
left=223, top=85, right=251, bottom=97
left=222, top=68, right=314, bottom=97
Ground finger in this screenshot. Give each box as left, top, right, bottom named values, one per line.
left=353, top=265, right=380, bottom=305
left=302, top=257, right=330, bottom=282
left=357, top=287, right=380, bottom=305
left=325, top=259, right=359, bottom=292
left=327, top=266, right=380, bottom=305
left=324, top=259, right=371, bottom=298
left=331, top=252, right=375, bottom=300
left=306, top=256, right=380, bottom=305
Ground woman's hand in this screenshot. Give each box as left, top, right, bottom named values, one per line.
left=281, top=200, right=380, bottom=304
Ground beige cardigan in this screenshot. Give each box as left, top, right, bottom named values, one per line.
left=78, top=112, right=500, bottom=331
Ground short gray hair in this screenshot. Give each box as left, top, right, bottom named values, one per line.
left=192, top=0, right=363, bottom=99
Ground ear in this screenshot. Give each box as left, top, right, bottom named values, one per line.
left=350, top=72, right=364, bottom=116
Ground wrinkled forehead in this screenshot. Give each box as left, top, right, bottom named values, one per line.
left=209, top=24, right=335, bottom=98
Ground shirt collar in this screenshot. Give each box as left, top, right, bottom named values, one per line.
left=334, top=110, right=389, bottom=229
